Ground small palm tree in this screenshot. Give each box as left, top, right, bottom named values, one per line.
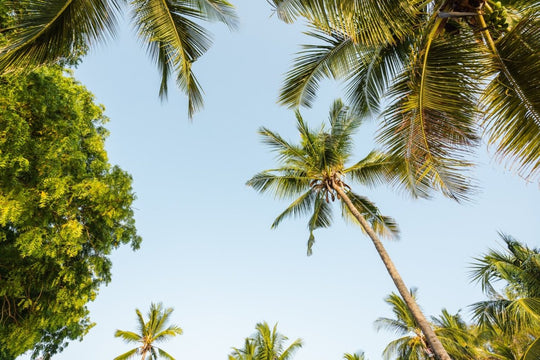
left=343, top=351, right=368, bottom=360
left=114, top=303, right=183, bottom=360
left=0, top=0, right=237, bottom=117
left=247, top=100, right=450, bottom=360
left=229, top=322, right=303, bottom=360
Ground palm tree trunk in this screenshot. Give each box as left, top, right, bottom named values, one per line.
left=333, top=185, right=452, bottom=360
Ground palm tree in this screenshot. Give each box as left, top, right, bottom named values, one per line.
left=229, top=322, right=303, bottom=360
left=269, top=0, right=539, bottom=198
left=469, top=234, right=540, bottom=359
left=376, top=291, right=479, bottom=360
left=343, top=351, right=368, bottom=360
left=114, top=303, right=183, bottom=360
left=246, top=100, right=451, bottom=360
left=0, top=0, right=237, bottom=117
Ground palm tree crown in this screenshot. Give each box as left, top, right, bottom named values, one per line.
left=229, top=322, right=303, bottom=360
left=270, top=0, right=540, bottom=197
left=114, top=303, right=183, bottom=360
left=469, top=234, right=540, bottom=357
left=247, top=99, right=399, bottom=255
left=0, top=0, right=238, bottom=117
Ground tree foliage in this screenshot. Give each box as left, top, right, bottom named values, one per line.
left=0, top=67, right=141, bottom=359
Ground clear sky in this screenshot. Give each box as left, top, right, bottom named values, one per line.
left=19, top=1, right=539, bottom=360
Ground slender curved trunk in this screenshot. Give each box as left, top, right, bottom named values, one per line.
left=333, top=185, right=452, bottom=360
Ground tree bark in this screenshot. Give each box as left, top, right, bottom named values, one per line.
left=333, top=185, right=452, bottom=360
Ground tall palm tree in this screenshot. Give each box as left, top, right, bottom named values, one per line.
left=246, top=100, right=451, bottom=360
left=269, top=0, right=539, bottom=198
left=229, top=322, right=303, bottom=360
left=114, top=303, right=183, bottom=360
left=0, top=0, right=237, bottom=117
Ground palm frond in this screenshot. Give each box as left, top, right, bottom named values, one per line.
left=0, top=0, right=121, bottom=73
left=522, top=337, right=540, bottom=360
left=246, top=170, right=310, bottom=199
left=306, top=194, right=332, bottom=255
left=113, top=347, right=139, bottom=360
left=345, top=151, right=398, bottom=188
left=114, top=330, right=141, bottom=343
left=341, top=191, right=399, bottom=239
left=378, top=28, right=488, bottom=202
left=343, top=352, right=366, bottom=360
left=130, top=0, right=211, bottom=117
left=270, top=0, right=418, bottom=46
left=258, top=127, right=307, bottom=166
left=157, top=347, right=176, bottom=360
left=271, top=190, right=316, bottom=229
left=191, top=0, right=238, bottom=29
left=278, top=338, right=303, bottom=360
left=279, top=28, right=357, bottom=108
left=481, top=7, right=540, bottom=181
left=343, top=40, right=409, bottom=116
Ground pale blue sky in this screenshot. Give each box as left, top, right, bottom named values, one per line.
left=19, top=1, right=539, bottom=359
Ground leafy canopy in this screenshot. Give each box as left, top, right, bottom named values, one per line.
left=0, top=67, right=141, bottom=359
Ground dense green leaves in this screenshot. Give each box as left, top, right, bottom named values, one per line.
left=0, top=67, right=141, bottom=359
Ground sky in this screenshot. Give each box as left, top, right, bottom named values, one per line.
left=19, top=1, right=539, bottom=360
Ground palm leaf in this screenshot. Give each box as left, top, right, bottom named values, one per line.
left=271, top=190, right=316, bottom=229
left=157, top=347, right=176, bottom=360
left=246, top=170, right=310, bottom=199
left=130, top=0, right=211, bottom=117
left=279, top=29, right=357, bottom=108
left=481, top=7, right=540, bottom=181
left=522, top=337, right=540, bottom=360
left=341, top=191, right=399, bottom=239
left=343, top=40, right=409, bottom=116
left=113, top=347, right=139, bottom=360
left=278, top=338, right=303, bottom=360
left=0, top=0, right=121, bottom=72
left=378, top=28, right=488, bottom=201
left=114, top=330, right=141, bottom=343
left=270, top=0, right=418, bottom=46
left=306, top=194, right=332, bottom=255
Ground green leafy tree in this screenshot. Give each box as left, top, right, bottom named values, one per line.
left=0, top=67, right=141, bottom=359
left=246, top=100, right=450, bottom=360
left=229, top=322, right=303, bottom=360
left=0, top=0, right=238, bottom=117
left=114, top=303, right=183, bottom=360
left=270, top=0, right=540, bottom=198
